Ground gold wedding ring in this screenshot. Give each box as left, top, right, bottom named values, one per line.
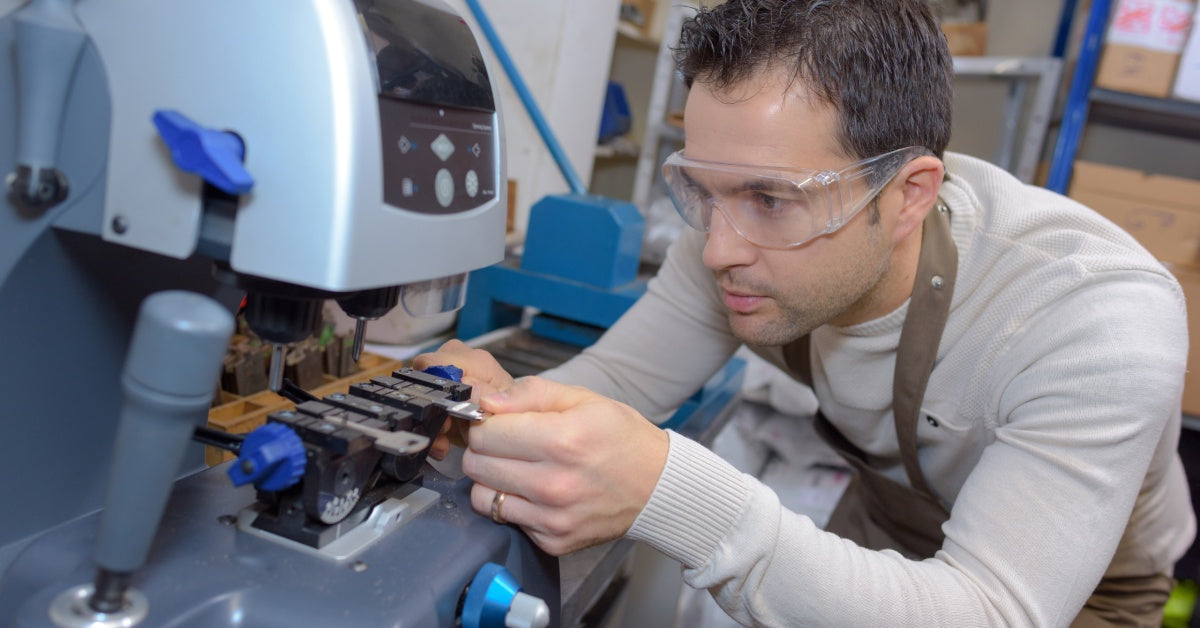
left=490, top=490, right=507, bottom=524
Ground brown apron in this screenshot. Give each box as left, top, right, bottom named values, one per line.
left=779, top=202, right=1173, bottom=625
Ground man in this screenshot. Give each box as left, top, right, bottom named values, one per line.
left=415, top=0, right=1196, bottom=624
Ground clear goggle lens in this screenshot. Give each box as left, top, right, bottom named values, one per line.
left=661, top=146, right=930, bottom=249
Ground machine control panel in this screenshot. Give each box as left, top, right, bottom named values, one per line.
left=357, top=0, right=500, bottom=216
left=379, top=99, right=498, bottom=214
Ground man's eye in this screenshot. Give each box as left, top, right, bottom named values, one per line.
left=682, top=183, right=710, bottom=201
left=750, top=192, right=800, bottom=217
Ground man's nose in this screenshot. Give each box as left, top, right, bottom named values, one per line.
left=701, top=207, right=757, bottom=271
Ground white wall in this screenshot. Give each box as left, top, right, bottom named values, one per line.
left=446, top=0, right=621, bottom=233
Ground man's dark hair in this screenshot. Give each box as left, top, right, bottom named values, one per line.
left=675, top=0, right=953, bottom=160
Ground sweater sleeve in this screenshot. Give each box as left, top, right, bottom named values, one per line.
left=541, top=229, right=742, bottom=422
left=627, top=431, right=998, bottom=627
left=629, top=270, right=1189, bottom=627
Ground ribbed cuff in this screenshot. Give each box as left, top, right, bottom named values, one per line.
left=626, top=430, right=748, bottom=569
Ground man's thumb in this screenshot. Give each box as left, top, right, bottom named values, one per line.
left=479, top=376, right=580, bottom=413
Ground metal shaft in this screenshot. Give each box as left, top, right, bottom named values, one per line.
left=88, top=568, right=130, bottom=613
left=268, top=343, right=286, bottom=392
left=352, top=318, right=367, bottom=362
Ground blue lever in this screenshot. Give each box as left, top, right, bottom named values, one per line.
left=227, top=422, right=306, bottom=491
left=152, top=109, right=254, bottom=195
left=423, top=364, right=464, bottom=383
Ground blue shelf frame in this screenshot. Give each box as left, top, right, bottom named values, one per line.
left=1045, top=0, right=1114, bottom=194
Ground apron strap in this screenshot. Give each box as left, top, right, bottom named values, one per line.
left=893, top=201, right=956, bottom=495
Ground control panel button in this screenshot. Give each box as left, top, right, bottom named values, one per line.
left=431, top=133, right=455, bottom=162
left=465, top=170, right=479, bottom=198
left=435, top=168, right=455, bottom=207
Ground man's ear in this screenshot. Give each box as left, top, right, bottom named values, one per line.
left=889, top=155, right=944, bottom=244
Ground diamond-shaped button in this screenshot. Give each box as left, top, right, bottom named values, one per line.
left=431, top=134, right=455, bottom=162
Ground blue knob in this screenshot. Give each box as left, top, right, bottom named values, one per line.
left=461, top=562, right=520, bottom=628
left=461, top=563, right=551, bottom=628
left=228, top=422, right=306, bottom=491
left=423, top=364, right=464, bottom=382
left=152, top=109, right=254, bottom=195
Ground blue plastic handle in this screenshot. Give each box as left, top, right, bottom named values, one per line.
left=153, top=109, right=254, bottom=195
left=227, top=422, right=306, bottom=491
left=423, top=364, right=464, bottom=382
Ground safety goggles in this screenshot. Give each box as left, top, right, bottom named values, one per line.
left=661, top=146, right=931, bottom=249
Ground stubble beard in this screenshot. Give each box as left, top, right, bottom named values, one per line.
left=720, top=254, right=893, bottom=347
left=725, top=294, right=835, bottom=347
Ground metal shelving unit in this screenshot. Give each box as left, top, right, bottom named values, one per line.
left=1045, top=0, right=1200, bottom=192
left=1087, top=88, right=1200, bottom=139
left=953, top=56, right=1063, bottom=185
left=630, top=3, right=688, bottom=213
left=1046, top=0, right=1112, bottom=193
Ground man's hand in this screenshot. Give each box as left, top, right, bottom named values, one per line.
left=412, top=339, right=516, bottom=400
left=412, top=339, right=516, bottom=460
left=463, top=376, right=670, bottom=556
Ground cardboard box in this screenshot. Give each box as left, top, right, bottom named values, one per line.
left=1096, top=0, right=1195, bottom=97
left=1068, top=160, right=1200, bottom=267
left=1168, top=264, right=1200, bottom=415
left=619, top=0, right=665, bottom=41
left=1174, top=7, right=1200, bottom=99
left=942, top=21, right=987, bottom=56
left=1098, top=43, right=1186, bottom=96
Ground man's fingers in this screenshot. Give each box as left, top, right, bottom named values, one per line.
left=467, top=410, right=555, bottom=460
left=410, top=339, right=471, bottom=371
left=479, top=376, right=594, bottom=414
left=468, top=378, right=603, bottom=459
left=471, top=483, right=528, bottom=527
left=428, top=434, right=450, bottom=461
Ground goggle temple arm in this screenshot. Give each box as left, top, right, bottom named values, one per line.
left=828, top=155, right=898, bottom=231
left=818, top=170, right=848, bottom=233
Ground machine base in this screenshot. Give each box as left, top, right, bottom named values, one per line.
left=0, top=462, right=558, bottom=627
left=237, top=487, right=439, bottom=562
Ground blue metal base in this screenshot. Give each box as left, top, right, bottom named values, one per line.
left=457, top=260, right=647, bottom=343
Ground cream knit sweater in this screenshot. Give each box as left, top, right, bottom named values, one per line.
left=543, top=153, right=1196, bottom=626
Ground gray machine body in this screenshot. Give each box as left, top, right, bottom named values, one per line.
left=0, top=0, right=553, bottom=624
left=0, top=467, right=558, bottom=627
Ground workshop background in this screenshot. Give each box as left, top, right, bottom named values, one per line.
left=212, top=0, right=1200, bottom=625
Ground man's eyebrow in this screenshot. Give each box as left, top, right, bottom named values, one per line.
left=683, top=168, right=799, bottom=196
left=730, top=177, right=796, bottom=195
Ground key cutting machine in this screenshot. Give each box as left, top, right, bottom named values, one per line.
left=0, top=0, right=555, bottom=625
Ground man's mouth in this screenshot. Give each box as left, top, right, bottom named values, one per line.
left=721, top=287, right=767, bottom=314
